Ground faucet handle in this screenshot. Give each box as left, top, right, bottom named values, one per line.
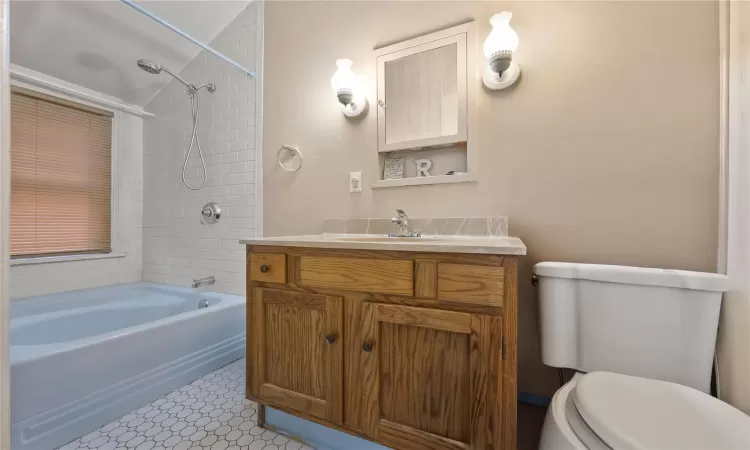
left=395, top=209, right=408, bottom=224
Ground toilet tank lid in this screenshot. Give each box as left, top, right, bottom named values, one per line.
left=532, top=262, right=729, bottom=292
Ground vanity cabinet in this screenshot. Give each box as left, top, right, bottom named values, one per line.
left=246, top=247, right=518, bottom=450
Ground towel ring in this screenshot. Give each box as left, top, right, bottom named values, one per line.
left=277, top=145, right=303, bottom=172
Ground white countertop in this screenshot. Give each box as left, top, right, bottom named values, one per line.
left=239, top=234, right=526, bottom=255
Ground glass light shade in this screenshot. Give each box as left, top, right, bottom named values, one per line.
left=331, top=58, right=358, bottom=93
left=483, top=12, right=519, bottom=58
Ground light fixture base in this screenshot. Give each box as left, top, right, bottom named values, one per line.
left=488, top=50, right=513, bottom=73
left=342, top=97, right=368, bottom=118
left=336, top=89, right=353, bottom=106
left=483, top=60, right=521, bottom=91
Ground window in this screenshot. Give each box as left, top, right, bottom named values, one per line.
left=10, top=89, right=113, bottom=258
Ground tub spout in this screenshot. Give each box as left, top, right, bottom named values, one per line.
left=192, top=276, right=215, bottom=288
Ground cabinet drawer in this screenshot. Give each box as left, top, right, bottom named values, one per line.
left=437, top=263, right=504, bottom=307
left=249, top=253, right=287, bottom=283
left=299, top=256, right=413, bottom=296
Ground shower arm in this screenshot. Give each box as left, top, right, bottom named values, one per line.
left=159, top=65, right=194, bottom=92
left=160, top=66, right=215, bottom=94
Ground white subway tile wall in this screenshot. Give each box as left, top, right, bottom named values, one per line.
left=10, top=113, right=144, bottom=299
left=142, top=4, right=262, bottom=296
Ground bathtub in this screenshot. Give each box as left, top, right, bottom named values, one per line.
left=10, top=282, right=245, bottom=450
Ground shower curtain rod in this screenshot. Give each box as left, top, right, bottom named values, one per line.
left=120, top=0, right=256, bottom=78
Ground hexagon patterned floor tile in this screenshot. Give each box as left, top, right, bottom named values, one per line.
left=56, top=358, right=311, bottom=450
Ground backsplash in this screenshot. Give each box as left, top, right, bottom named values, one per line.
left=321, top=217, right=508, bottom=236
left=142, top=3, right=262, bottom=296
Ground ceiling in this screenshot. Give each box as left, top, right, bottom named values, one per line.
left=10, top=0, right=251, bottom=107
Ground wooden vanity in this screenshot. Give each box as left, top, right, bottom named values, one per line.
left=244, top=238, right=523, bottom=450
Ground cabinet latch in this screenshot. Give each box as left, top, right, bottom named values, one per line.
left=501, top=336, right=506, bottom=360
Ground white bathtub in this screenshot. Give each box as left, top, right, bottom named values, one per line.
left=10, top=282, right=245, bottom=450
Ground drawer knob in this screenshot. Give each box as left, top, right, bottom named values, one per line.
left=362, top=342, right=373, bottom=352
left=325, top=334, right=337, bottom=344
left=260, top=264, right=269, bottom=273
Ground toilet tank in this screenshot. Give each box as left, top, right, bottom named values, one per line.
left=534, top=262, right=729, bottom=393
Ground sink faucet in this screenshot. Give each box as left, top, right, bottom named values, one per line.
left=390, top=209, right=420, bottom=237
left=192, top=276, right=215, bottom=288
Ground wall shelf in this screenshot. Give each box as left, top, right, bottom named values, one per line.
left=372, top=173, right=476, bottom=189
left=377, top=143, right=467, bottom=153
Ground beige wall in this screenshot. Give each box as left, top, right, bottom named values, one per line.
left=263, top=1, right=720, bottom=396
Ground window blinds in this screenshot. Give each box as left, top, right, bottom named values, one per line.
left=10, top=91, right=113, bottom=257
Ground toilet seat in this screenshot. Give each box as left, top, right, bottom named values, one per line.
left=564, top=389, right=611, bottom=450
left=565, top=372, right=750, bottom=450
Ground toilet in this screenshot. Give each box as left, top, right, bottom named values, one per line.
left=534, top=262, right=750, bottom=450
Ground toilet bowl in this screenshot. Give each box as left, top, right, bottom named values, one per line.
left=539, top=372, right=750, bottom=450
left=533, top=262, right=748, bottom=450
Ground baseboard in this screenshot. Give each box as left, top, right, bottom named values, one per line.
left=265, top=392, right=552, bottom=450
left=265, top=408, right=388, bottom=450
left=518, top=391, right=551, bottom=407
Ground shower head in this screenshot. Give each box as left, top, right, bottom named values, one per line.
left=137, top=59, right=161, bottom=75
left=136, top=58, right=194, bottom=90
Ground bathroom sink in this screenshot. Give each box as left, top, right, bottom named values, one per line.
left=328, top=235, right=444, bottom=242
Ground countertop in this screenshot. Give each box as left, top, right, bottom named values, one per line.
left=239, top=234, right=526, bottom=255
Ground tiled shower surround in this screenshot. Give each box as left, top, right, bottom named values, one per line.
left=142, top=3, right=262, bottom=296
left=56, top=359, right=308, bottom=450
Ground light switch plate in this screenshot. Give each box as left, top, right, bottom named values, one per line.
left=350, top=172, right=362, bottom=193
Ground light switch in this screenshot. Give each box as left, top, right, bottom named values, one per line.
left=350, top=172, right=362, bottom=193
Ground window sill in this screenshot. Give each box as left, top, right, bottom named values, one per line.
left=10, top=252, right=127, bottom=266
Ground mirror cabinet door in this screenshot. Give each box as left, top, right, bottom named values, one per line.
left=385, top=43, right=458, bottom=144
left=377, top=33, right=467, bottom=152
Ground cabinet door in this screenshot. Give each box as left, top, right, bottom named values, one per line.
left=249, top=288, right=343, bottom=424
left=361, top=303, right=502, bottom=450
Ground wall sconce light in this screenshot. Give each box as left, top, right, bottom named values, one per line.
left=482, top=12, right=521, bottom=90
left=331, top=58, right=368, bottom=118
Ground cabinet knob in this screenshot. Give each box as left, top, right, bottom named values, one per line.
left=260, top=264, right=269, bottom=273
left=325, top=334, right=337, bottom=344
left=362, top=342, right=373, bottom=352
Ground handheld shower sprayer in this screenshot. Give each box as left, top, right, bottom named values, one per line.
left=137, top=59, right=215, bottom=190
left=136, top=59, right=161, bottom=74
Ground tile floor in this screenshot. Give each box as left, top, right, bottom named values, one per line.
left=56, top=358, right=308, bottom=450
